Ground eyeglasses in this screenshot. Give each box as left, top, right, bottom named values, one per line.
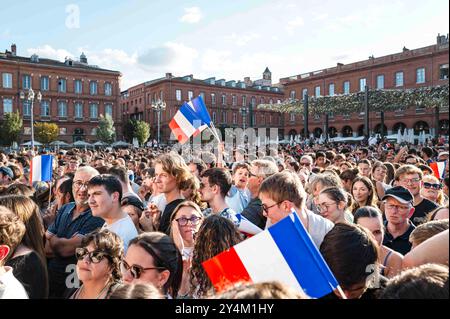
left=317, top=202, right=337, bottom=213
left=262, top=201, right=283, bottom=213
left=300, top=162, right=311, bottom=166
left=384, top=203, right=411, bottom=212
left=120, top=260, right=165, bottom=279
left=74, top=180, right=90, bottom=189
left=248, top=171, right=258, bottom=178
left=75, top=247, right=110, bottom=263
left=176, top=216, right=202, bottom=226
left=424, top=182, right=442, bottom=190
left=399, top=177, right=421, bottom=185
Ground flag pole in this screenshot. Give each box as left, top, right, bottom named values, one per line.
left=335, top=285, right=348, bottom=299
left=208, top=122, right=221, bottom=143
left=48, top=181, right=52, bottom=208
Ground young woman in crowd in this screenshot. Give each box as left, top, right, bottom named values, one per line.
left=189, top=215, right=243, bottom=298
left=421, top=175, right=446, bottom=206
left=354, top=207, right=403, bottom=278
left=351, top=176, right=378, bottom=214
left=122, top=232, right=183, bottom=298
left=316, top=187, right=353, bottom=224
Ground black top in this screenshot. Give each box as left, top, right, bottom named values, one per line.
left=383, top=220, right=416, bottom=255
left=319, top=275, right=388, bottom=299
left=158, top=199, right=185, bottom=235
left=411, top=198, right=439, bottom=226
left=6, top=251, right=48, bottom=299
left=241, top=197, right=266, bottom=230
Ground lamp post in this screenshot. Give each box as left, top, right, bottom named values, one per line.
left=151, top=99, right=166, bottom=145
left=20, top=88, right=42, bottom=149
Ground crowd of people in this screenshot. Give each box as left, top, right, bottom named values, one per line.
left=0, top=138, right=448, bottom=299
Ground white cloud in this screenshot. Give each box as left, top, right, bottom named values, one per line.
left=180, top=7, right=203, bottom=24
left=286, top=17, right=304, bottom=35
left=225, top=33, right=261, bottom=46
left=26, top=45, right=74, bottom=61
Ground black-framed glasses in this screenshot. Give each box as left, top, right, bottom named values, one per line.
left=176, top=216, right=202, bottom=226
left=262, top=201, right=283, bottom=213
left=120, top=260, right=165, bottom=279
left=75, top=247, right=110, bottom=264
left=248, top=171, right=258, bottom=178
left=424, top=182, right=442, bottom=190
left=300, top=162, right=311, bottom=166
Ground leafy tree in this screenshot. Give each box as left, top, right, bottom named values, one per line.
left=134, top=120, right=150, bottom=146
left=123, top=119, right=137, bottom=142
left=0, top=111, right=23, bottom=146
left=34, top=122, right=59, bottom=145
left=96, top=114, right=115, bottom=144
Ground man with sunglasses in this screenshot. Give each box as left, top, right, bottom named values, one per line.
left=45, top=166, right=105, bottom=298
left=394, top=165, right=438, bottom=226
left=87, top=174, right=138, bottom=253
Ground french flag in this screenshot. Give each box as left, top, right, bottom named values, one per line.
left=30, top=155, right=53, bottom=183
left=235, top=213, right=263, bottom=236
left=169, top=103, right=204, bottom=144
left=430, top=161, right=446, bottom=179
left=202, top=210, right=339, bottom=298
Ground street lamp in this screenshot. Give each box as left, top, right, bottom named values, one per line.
left=151, top=99, right=166, bottom=145
left=20, top=88, right=42, bottom=149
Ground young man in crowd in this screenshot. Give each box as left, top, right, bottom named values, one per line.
left=87, top=174, right=138, bottom=252
left=45, top=166, right=105, bottom=298
left=259, top=170, right=334, bottom=248
left=200, top=167, right=238, bottom=224
left=394, top=165, right=438, bottom=226
left=357, top=159, right=372, bottom=178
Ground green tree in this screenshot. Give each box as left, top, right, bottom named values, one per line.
left=34, top=122, right=59, bottom=145
left=96, top=114, right=115, bottom=144
left=123, top=119, right=136, bottom=142
left=0, top=111, right=23, bottom=146
left=134, top=120, right=150, bottom=146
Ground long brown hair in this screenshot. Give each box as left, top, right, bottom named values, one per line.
left=0, top=194, right=48, bottom=296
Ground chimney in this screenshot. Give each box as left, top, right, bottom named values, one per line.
left=11, top=44, right=16, bottom=56
left=166, top=72, right=172, bottom=79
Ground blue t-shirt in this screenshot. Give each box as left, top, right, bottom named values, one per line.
left=47, top=202, right=104, bottom=273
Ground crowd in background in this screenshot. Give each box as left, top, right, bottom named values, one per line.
left=0, top=138, right=448, bottom=299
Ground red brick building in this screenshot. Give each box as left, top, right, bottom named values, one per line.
left=0, top=44, right=122, bottom=144
left=279, top=34, right=449, bottom=139
left=121, top=69, right=285, bottom=142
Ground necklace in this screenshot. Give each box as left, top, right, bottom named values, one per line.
left=76, top=282, right=110, bottom=299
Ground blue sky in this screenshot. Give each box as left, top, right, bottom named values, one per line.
left=1, top=0, right=448, bottom=89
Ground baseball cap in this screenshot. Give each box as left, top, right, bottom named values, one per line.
left=381, top=186, right=413, bottom=205
left=121, top=195, right=144, bottom=211
left=0, top=166, right=14, bottom=179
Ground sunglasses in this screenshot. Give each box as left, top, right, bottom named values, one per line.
left=75, top=247, right=110, bottom=263
left=424, top=182, right=442, bottom=190
left=120, top=260, right=165, bottom=279
left=176, top=216, right=202, bottom=226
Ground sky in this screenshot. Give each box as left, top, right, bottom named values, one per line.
left=0, top=0, right=448, bottom=90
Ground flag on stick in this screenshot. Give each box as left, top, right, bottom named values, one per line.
left=30, top=155, right=53, bottom=184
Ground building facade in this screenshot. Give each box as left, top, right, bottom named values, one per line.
left=279, top=34, right=449, bottom=139
left=121, top=69, right=285, bottom=142
left=0, top=44, right=122, bottom=144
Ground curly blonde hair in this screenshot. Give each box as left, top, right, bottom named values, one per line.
left=0, top=206, right=25, bottom=265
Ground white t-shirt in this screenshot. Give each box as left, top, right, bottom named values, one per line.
left=102, top=215, right=138, bottom=253
left=0, top=266, right=28, bottom=299
left=148, top=193, right=167, bottom=213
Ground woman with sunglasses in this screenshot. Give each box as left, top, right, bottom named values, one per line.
left=168, top=201, right=204, bottom=298
left=421, top=175, right=446, bottom=206
left=69, top=229, right=123, bottom=299
left=121, top=232, right=183, bottom=298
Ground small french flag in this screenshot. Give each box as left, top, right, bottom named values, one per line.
left=202, top=210, right=339, bottom=298
left=430, top=161, right=446, bottom=179
left=30, top=155, right=53, bottom=184
left=169, top=103, right=204, bottom=144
